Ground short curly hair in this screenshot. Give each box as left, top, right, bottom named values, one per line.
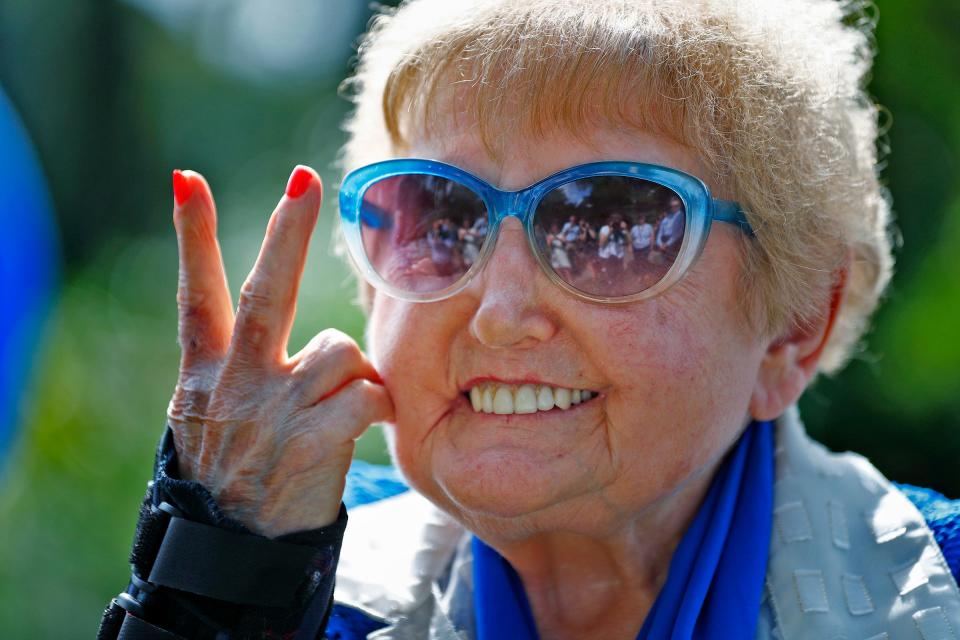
left=339, top=0, right=893, bottom=373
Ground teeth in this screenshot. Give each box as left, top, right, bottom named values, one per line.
left=470, top=386, right=482, bottom=412
left=554, top=388, right=571, bottom=410
left=536, top=386, right=554, bottom=410
left=515, top=385, right=538, bottom=414
left=468, top=383, right=594, bottom=415
left=493, top=386, right=514, bottom=414
left=482, top=387, right=494, bottom=413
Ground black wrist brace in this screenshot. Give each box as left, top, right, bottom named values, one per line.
left=96, top=427, right=347, bottom=640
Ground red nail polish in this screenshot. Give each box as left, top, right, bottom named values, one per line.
left=285, top=166, right=313, bottom=199
left=172, top=170, right=192, bottom=206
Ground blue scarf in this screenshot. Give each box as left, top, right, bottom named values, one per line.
left=472, top=420, right=773, bottom=640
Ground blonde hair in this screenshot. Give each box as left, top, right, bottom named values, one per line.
left=340, top=0, right=893, bottom=373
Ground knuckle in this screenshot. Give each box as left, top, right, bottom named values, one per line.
left=168, top=388, right=210, bottom=421
left=238, top=278, right=273, bottom=312
left=176, top=282, right=207, bottom=310
left=170, top=367, right=220, bottom=416
left=315, top=328, right=361, bottom=359
left=326, top=338, right=363, bottom=364
left=290, top=331, right=367, bottom=396
left=315, top=326, right=348, bottom=345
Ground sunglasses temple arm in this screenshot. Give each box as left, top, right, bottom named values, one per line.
left=713, top=199, right=755, bottom=237
left=359, top=202, right=394, bottom=230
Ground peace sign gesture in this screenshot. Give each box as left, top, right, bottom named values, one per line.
left=165, top=166, right=393, bottom=537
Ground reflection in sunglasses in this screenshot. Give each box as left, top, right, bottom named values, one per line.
left=358, top=173, right=687, bottom=298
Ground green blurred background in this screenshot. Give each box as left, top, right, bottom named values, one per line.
left=0, top=0, right=957, bottom=637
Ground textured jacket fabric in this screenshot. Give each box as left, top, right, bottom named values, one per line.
left=755, top=408, right=960, bottom=639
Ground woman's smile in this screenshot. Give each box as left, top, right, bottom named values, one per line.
left=463, top=379, right=597, bottom=414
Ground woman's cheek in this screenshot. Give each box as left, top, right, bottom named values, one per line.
left=386, top=419, right=434, bottom=500
left=595, top=298, right=714, bottom=385
left=598, top=298, right=754, bottom=464
left=379, top=359, right=452, bottom=497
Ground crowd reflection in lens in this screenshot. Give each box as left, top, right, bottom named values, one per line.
left=415, top=197, right=685, bottom=298
left=539, top=192, right=685, bottom=296
left=360, top=175, right=686, bottom=297
left=535, top=177, right=688, bottom=297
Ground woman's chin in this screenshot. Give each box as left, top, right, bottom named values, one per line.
left=429, top=447, right=581, bottom=521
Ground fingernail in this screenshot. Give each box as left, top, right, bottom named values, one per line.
left=285, top=165, right=313, bottom=199
left=172, top=170, right=192, bottom=206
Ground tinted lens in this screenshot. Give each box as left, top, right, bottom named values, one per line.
left=532, top=176, right=686, bottom=297
left=359, top=174, right=489, bottom=293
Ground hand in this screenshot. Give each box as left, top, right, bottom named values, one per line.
left=165, top=166, right=394, bottom=537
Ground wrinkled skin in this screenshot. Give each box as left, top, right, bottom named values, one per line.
left=166, top=168, right=393, bottom=537
left=358, top=127, right=841, bottom=638
left=166, top=128, right=839, bottom=637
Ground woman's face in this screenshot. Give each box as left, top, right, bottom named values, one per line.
left=366, top=126, right=771, bottom=541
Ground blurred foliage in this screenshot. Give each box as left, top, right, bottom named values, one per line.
left=0, top=0, right=957, bottom=637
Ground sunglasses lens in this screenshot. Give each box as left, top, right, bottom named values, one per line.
left=359, top=174, right=489, bottom=294
left=532, top=176, right=686, bottom=298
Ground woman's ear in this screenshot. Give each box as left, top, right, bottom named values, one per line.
left=749, top=259, right=849, bottom=421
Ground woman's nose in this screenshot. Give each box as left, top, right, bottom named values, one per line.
left=468, top=217, right=558, bottom=348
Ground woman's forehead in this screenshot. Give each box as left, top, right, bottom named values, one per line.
left=406, top=124, right=725, bottom=196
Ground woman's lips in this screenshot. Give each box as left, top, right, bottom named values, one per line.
left=464, top=381, right=596, bottom=415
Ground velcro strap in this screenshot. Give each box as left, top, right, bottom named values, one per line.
left=118, top=614, right=186, bottom=639
left=148, top=516, right=316, bottom=607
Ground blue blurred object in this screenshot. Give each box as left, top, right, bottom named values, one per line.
left=0, top=87, right=59, bottom=468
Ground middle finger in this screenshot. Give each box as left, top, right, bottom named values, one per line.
left=228, top=165, right=322, bottom=367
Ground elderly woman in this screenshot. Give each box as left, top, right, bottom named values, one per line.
left=98, top=1, right=960, bottom=639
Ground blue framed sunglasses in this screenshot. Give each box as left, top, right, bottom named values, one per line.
left=339, top=159, right=752, bottom=304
